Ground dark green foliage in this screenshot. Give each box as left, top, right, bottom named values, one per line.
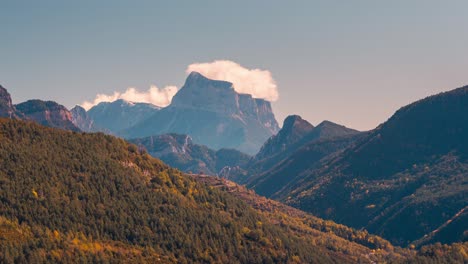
left=0, top=118, right=338, bottom=263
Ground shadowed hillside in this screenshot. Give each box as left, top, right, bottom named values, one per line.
left=270, top=86, right=468, bottom=247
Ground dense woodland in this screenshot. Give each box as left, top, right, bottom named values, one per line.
left=0, top=119, right=466, bottom=263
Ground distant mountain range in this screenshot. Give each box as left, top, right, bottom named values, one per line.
left=121, top=72, right=279, bottom=154
left=129, top=133, right=250, bottom=176
left=72, top=99, right=161, bottom=134
left=128, top=115, right=360, bottom=184
left=243, top=116, right=362, bottom=197
left=0, top=117, right=427, bottom=263
left=0, top=85, right=80, bottom=131
left=71, top=72, right=279, bottom=154
left=1, top=76, right=466, bottom=251
left=246, top=86, right=468, bottom=247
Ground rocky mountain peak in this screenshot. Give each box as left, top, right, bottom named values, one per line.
left=172, top=72, right=279, bottom=129
left=282, top=115, right=314, bottom=134
left=170, top=72, right=236, bottom=112
left=71, top=105, right=95, bottom=132
left=122, top=72, right=279, bottom=154
left=0, top=85, right=12, bottom=105
left=0, top=85, right=20, bottom=118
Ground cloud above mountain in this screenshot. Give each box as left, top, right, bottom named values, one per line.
left=186, top=60, right=279, bottom=102
left=81, top=60, right=278, bottom=109
left=81, top=85, right=178, bottom=110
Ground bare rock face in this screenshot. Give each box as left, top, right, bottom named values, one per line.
left=0, top=85, right=22, bottom=119
left=123, top=72, right=280, bottom=155
left=71, top=105, right=96, bottom=132
left=15, top=100, right=80, bottom=132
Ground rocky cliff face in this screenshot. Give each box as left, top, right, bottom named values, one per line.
left=123, top=72, right=279, bottom=154
left=0, top=85, right=22, bottom=119
left=15, top=100, right=80, bottom=132
left=71, top=105, right=96, bottom=132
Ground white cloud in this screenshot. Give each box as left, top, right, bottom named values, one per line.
left=186, top=60, right=279, bottom=101
left=81, top=85, right=178, bottom=110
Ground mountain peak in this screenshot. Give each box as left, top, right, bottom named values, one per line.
left=71, top=105, right=96, bottom=132
left=302, top=120, right=359, bottom=142
left=315, top=120, right=351, bottom=131
left=71, top=105, right=86, bottom=113
left=254, top=115, right=313, bottom=160
left=0, top=85, right=18, bottom=118
left=183, top=71, right=233, bottom=90
left=186, top=71, right=205, bottom=80
left=283, top=115, right=313, bottom=131
left=125, top=72, right=279, bottom=154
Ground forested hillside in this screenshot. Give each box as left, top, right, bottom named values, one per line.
left=0, top=117, right=466, bottom=263
left=0, top=118, right=389, bottom=263
left=273, top=86, right=468, bottom=247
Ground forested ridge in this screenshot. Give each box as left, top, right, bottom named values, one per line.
left=0, top=118, right=466, bottom=263
left=0, top=118, right=333, bottom=263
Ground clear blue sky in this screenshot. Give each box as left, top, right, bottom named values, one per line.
left=1, top=0, right=467, bottom=130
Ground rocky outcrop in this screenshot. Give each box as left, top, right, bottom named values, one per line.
left=0, top=85, right=22, bottom=119
left=71, top=105, right=96, bottom=132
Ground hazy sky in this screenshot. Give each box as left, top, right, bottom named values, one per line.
left=2, top=1, right=468, bottom=130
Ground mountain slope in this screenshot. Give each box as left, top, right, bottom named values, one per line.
left=244, top=117, right=360, bottom=182
left=122, top=72, right=279, bottom=154
left=15, top=100, right=80, bottom=132
left=129, top=133, right=251, bottom=175
left=274, top=86, right=468, bottom=246
left=226, top=116, right=361, bottom=195
left=253, top=115, right=315, bottom=163
left=248, top=132, right=364, bottom=197
left=0, top=118, right=415, bottom=263
left=191, top=174, right=468, bottom=263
